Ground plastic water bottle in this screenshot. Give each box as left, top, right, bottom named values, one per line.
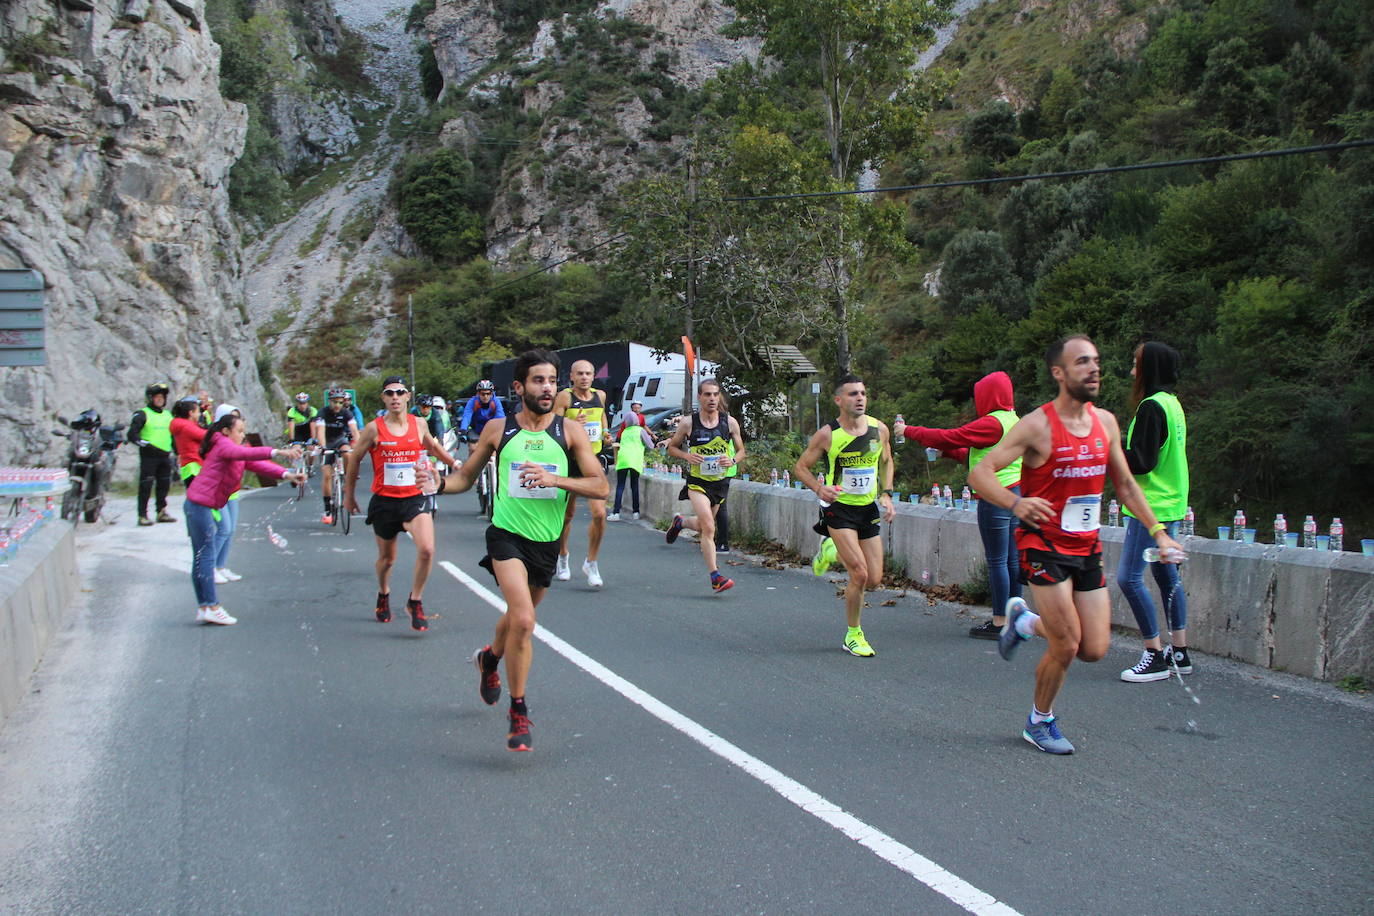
left=782, top=469, right=791, bottom=488
left=1329, top=518, right=1343, bottom=553
left=1182, top=506, right=1194, bottom=537
left=893, top=414, right=904, bottom=447
left=769, top=468, right=778, bottom=487
left=417, top=459, right=438, bottom=496
left=1108, top=499, right=1120, bottom=527
left=1273, top=513, right=1287, bottom=547
left=1302, top=514, right=1317, bottom=548
left=961, top=485, right=973, bottom=511
left=1143, top=546, right=1187, bottom=563
left=941, top=484, right=952, bottom=508
left=267, top=525, right=288, bottom=549
left=1233, top=509, right=1246, bottom=540
left=930, top=484, right=940, bottom=505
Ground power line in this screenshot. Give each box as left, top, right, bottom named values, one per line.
left=722, top=138, right=1374, bottom=203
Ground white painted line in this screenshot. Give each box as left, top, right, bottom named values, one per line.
left=439, top=560, right=1021, bottom=916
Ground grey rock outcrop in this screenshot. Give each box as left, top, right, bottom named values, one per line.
left=0, top=0, right=271, bottom=467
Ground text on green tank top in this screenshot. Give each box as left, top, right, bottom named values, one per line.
left=687, top=411, right=734, bottom=482
left=826, top=416, right=882, bottom=506
left=563, top=389, right=606, bottom=454
left=968, top=409, right=1022, bottom=491
left=1124, top=392, right=1188, bottom=522
left=616, top=426, right=646, bottom=472
left=140, top=407, right=173, bottom=451
left=493, top=417, right=571, bottom=542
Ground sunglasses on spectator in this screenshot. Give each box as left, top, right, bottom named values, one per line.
left=382, top=388, right=408, bottom=397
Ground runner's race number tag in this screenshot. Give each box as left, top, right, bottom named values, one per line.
left=841, top=467, right=874, bottom=495
left=510, top=462, right=558, bottom=499
left=583, top=421, right=601, bottom=443
left=383, top=462, right=416, bottom=488
left=699, top=455, right=723, bottom=476
left=1061, top=494, right=1101, bottom=532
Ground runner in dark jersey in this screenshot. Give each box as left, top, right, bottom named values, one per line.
left=969, top=335, right=1182, bottom=755
left=446, top=350, right=607, bottom=752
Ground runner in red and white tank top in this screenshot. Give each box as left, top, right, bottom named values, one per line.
left=1015, top=402, right=1109, bottom=557
left=370, top=413, right=424, bottom=498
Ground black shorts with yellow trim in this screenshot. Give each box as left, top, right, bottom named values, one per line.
left=678, top=477, right=730, bottom=508
left=479, top=524, right=560, bottom=590
left=1019, top=545, right=1106, bottom=591
left=814, top=500, right=881, bottom=540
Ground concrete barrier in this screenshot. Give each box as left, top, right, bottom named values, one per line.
left=640, top=470, right=1374, bottom=681
left=0, top=520, right=78, bottom=727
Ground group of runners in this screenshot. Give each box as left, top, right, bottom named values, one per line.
left=327, top=335, right=1182, bottom=756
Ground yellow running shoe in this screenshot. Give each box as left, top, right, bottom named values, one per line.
left=812, top=537, right=837, bottom=575
left=843, top=627, right=875, bottom=657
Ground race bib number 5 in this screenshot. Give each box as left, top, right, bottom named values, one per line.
left=841, top=466, right=874, bottom=495
left=383, top=462, right=416, bottom=488
left=509, top=462, right=558, bottom=499
left=1061, top=494, right=1101, bottom=532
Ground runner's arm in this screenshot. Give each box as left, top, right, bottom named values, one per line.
left=792, top=427, right=838, bottom=503
left=343, top=421, right=377, bottom=513
left=969, top=410, right=1052, bottom=526
left=877, top=421, right=895, bottom=522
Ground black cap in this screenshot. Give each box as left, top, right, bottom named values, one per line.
left=382, top=375, right=407, bottom=388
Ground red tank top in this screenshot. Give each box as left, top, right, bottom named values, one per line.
left=1016, top=402, right=1109, bottom=556
left=370, top=414, right=424, bottom=498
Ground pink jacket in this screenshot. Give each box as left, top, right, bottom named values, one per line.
left=186, top=435, right=287, bottom=509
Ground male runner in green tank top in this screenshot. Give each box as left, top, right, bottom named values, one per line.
left=793, top=374, right=895, bottom=657
left=447, top=350, right=607, bottom=752
left=553, top=359, right=612, bottom=587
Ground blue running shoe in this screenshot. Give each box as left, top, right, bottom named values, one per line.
left=666, top=514, right=685, bottom=544
left=998, top=597, right=1031, bottom=660
left=1023, top=715, right=1074, bottom=755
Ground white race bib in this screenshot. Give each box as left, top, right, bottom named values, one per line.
left=508, top=462, right=558, bottom=499
left=583, top=421, right=601, bottom=442
left=1061, top=495, right=1101, bottom=532
left=383, top=462, right=416, bottom=488
left=699, top=455, right=723, bottom=476
left=841, top=466, right=875, bottom=495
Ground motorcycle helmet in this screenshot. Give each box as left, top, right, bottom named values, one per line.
left=476, top=379, right=494, bottom=393
left=72, top=408, right=101, bottom=430
left=145, top=381, right=170, bottom=404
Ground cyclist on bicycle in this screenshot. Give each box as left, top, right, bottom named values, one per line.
left=285, top=392, right=319, bottom=474
left=311, top=388, right=359, bottom=524
left=460, top=380, right=505, bottom=452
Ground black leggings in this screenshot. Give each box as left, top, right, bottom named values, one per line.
left=614, top=468, right=640, bottom=514
left=138, top=448, right=173, bottom=517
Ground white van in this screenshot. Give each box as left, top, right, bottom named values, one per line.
left=622, top=369, right=691, bottom=414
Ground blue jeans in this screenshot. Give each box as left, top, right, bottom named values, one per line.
left=1116, top=516, right=1186, bottom=639
left=214, top=494, right=240, bottom=568
left=977, top=487, right=1021, bottom=617
left=614, top=469, right=640, bottom=514
left=185, top=499, right=219, bottom=607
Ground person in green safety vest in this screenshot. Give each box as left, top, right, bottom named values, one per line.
left=608, top=412, right=655, bottom=520
left=894, top=371, right=1024, bottom=641
left=128, top=381, right=176, bottom=526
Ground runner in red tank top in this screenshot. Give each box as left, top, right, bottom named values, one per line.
left=969, top=335, right=1182, bottom=755
left=344, top=375, right=460, bottom=633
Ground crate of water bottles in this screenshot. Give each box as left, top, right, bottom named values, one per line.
left=0, top=498, right=55, bottom=564
left=0, top=466, right=67, bottom=497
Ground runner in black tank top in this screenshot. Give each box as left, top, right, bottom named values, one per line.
left=552, top=359, right=612, bottom=587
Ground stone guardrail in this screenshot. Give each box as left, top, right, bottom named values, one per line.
left=0, top=520, right=78, bottom=728
left=637, top=470, right=1374, bottom=682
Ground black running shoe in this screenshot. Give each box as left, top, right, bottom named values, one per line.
left=1120, top=647, right=1170, bottom=682
left=375, top=592, right=391, bottom=623
left=507, top=710, right=533, bottom=752
left=665, top=514, right=684, bottom=544
left=472, top=646, right=501, bottom=705
left=407, top=598, right=427, bottom=632
left=969, top=620, right=1001, bottom=640
left=1164, top=644, right=1194, bottom=675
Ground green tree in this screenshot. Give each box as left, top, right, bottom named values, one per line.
left=394, top=149, right=486, bottom=262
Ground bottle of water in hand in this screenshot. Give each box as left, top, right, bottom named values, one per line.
left=893, top=414, right=904, bottom=448
left=1143, top=546, right=1186, bottom=563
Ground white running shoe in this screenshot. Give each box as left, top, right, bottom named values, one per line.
left=555, top=554, right=571, bottom=581
left=213, top=568, right=230, bottom=584
left=219, top=567, right=243, bottom=582
left=632, top=511, right=639, bottom=520
left=607, top=513, right=620, bottom=521
left=201, top=606, right=237, bottom=626
left=195, top=606, right=208, bottom=623
left=582, top=559, right=603, bottom=588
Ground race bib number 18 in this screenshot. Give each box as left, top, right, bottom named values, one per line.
left=1061, top=494, right=1101, bottom=532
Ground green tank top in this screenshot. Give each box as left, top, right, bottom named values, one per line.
left=616, top=425, right=647, bottom=473
left=1124, top=391, right=1188, bottom=522
left=492, top=416, right=571, bottom=542
left=968, top=409, right=1022, bottom=491
left=140, top=407, right=173, bottom=452
left=825, top=416, right=882, bottom=507
left=686, top=411, right=735, bottom=482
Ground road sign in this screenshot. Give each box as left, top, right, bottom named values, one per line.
left=0, top=269, right=45, bottom=367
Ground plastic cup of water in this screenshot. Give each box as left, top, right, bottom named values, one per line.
left=1362, top=539, right=1374, bottom=557
left=1217, top=526, right=1230, bottom=540
left=1242, top=528, right=1256, bottom=544
left=1316, top=535, right=1330, bottom=551
left=740, top=473, right=749, bottom=481
left=1284, top=532, right=1299, bottom=548
left=909, top=494, right=919, bottom=504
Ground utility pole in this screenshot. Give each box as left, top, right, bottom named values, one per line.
left=407, top=294, right=415, bottom=385
left=683, top=152, right=697, bottom=416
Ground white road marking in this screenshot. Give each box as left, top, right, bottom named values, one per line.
left=439, top=560, right=1020, bottom=916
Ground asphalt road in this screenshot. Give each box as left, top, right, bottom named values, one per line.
left=1, top=478, right=1371, bottom=915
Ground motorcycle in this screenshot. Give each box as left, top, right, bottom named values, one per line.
left=53, top=409, right=124, bottom=523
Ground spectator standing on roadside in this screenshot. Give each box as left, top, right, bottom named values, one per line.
left=129, top=381, right=176, bottom=526
left=894, top=371, right=1022, bottom=640
left=170, top=396, right=208, bottom=487
left=609, top=413, right=654, bottom=520
left=210, top=404, right=249, bottom=585
left=197, top=391, right=214, bottom=429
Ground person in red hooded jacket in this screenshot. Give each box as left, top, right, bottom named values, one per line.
left=894, top=371, right=1024, bottom=640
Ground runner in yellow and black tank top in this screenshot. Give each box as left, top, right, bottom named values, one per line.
left=553, top=359, right=611, bottom=586
left=681, top=409, right=736, bottom=505
left=561, top=388, right=608, bottom=456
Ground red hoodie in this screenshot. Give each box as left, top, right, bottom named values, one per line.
left=901, top=371, right=1016, bottom=465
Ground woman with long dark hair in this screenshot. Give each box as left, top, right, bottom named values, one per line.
left=184, top=414, right=302, bottom=625
left=170, top=396, right=207, bottom=486
left=1117, top=342, right=1193, bottom=682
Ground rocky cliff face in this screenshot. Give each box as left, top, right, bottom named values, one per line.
left=0, top=0, right=271, bottom=467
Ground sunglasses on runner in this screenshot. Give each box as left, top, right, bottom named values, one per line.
left=382, top=388, right=408, bottom=397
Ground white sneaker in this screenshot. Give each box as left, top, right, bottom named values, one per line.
left=219, top=567, right=243, bottom=582
left=607, top=513, right=620, bottom=521
left=555, top=554, right=571, bottom=581
left=201, top=606, right=237, bottom=626
left=195, top=606, right=208, bottom=623
left=632, top=512, right=640, bottom=520
left=582, top=559, right=603, bottom=588
left=213, top=568, right=230, bottom=584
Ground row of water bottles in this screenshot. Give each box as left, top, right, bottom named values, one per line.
left=0, top=496, right=56, bottom=563
left=1264, top=512, right=1344, bottom=551
left=930, top=484, right=974, bottom=510
left=0, top=467, right=68, bottom=495
left=1106, top=500, right=1196, bottom=535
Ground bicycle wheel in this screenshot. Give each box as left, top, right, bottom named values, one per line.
left=335, top=470, right=349, bottom=534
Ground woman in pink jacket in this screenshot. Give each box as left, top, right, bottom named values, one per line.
left=185, top=413, right=302, bottom=625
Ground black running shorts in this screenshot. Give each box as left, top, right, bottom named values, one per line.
left=480, top=524, right=559, bottom=590
left=365, top=493, right=428, bottom=541
left=1019, top=546, right=1105, bottom=591
left=679, top=478, right=729, bottom=508
left=814, top=501, right=881, bottom=540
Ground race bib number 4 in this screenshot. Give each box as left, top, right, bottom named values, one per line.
left=383, top=462, right=416, bottom=488
left=841, top=467, right=874, bottom=495
left=1061, top=494, right=1101, bottom=532
left=509, top=462, right=558, bottom=499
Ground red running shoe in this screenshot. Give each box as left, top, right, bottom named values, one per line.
left=375, top=592, right=391, bottom=623
left=710, top=571, right=734, bottom=592
left=665, top=514, right=684, bottom=544
left=406, top=597, right=428, bottom=631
